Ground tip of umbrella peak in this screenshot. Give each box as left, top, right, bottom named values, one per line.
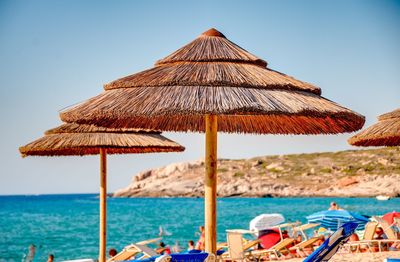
left=201, top=28, right=226, bottom=38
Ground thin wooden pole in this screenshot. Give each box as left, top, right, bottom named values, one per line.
left=99, top=148, right=107, bottom=262
left=205, top=114, right=217, bottom=254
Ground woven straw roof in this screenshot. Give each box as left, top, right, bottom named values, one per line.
left=19, top=123, right=184, bottom=157
left=348, top=108, right=400, bottom=147
left=60, top=28, right=365, bottom=134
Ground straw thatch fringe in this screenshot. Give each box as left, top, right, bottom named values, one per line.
left=156, top=29, right=267, bottom=67
left=348, top=108, right=400, bottom=147
left=378, top=108, right=400, bottom=121
left=19, top=132, right=185, bottom=157
left=104, top=62, right=320, bottom=95
left=61, top=86, right=364, bottom=134
left=45, top=123, right=160, bottom=135
left=63, top=114, right=362, bottom=135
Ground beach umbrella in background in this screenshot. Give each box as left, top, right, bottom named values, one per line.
left=249, top=213, right=285, bottom=232
left=59, top=28, right=365, bottom=253
left=382, top=211, right=400, bottom=226
left=306, top=210, right=368, bottom=231
left=348, top=108, right=400, bottom=147
left=19, top=123, right=184, bottom=262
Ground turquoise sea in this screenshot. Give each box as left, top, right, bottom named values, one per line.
left=0, top=194, right=399, bottom=261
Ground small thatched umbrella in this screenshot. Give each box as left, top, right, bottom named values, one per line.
left=348, top=108, right=400, bottom=147
left=60, top=28, right=365, bottom=253
left=19, top=123, right=184, bottom=262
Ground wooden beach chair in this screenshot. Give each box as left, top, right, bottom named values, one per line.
left=220, top=232, right=261, bottom=261
left=108, top=247, right=140, bottom=262
left=108, top=238, right=161, bottom=261
left=342, top=221, right=377, bottom=253
left=289, top=237, right=319, bottom=257
left=251, top=238, right=295, bottom=261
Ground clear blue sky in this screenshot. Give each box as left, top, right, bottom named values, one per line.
left=1, top=0, right=399, bottom=195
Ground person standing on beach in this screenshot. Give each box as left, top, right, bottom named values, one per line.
left=195, top=226, right=205, bottom=251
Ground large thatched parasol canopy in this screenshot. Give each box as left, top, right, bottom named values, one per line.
left=19, top=123, right=184, bottom=262
left=60, top=28, right=364, bottom=133
left=20, top=123, right=184, bottom=156
left=59, top=28, right=365, bottom=253
left=348, top=108, right=400, bottom=147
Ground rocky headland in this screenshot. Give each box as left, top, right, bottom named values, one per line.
left=113, top=147, right=400, bottom=198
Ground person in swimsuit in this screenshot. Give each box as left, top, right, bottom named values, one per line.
left=195, top=226, right=205, bottom=251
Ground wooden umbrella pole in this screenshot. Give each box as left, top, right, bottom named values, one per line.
left=205, top=114, right=217, bottom=254
left=99, top=148, right=107, bottom=262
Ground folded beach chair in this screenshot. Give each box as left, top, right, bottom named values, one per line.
left=303, top=222, right=358, bottom=262
left=220, top=231, right=261, bottom=261
left=288, top=237, right=319, bottom=257
left=108, top=238, right=161, bottom=262
left=251, top=237, right=295, bottom=261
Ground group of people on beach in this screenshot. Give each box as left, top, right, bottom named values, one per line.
left=349, top=226, right=400, bottom=252
left=155, top=225, right=206, bottom=254
left=108, top=225, right=206, bottom=258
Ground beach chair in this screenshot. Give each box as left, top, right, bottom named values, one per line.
left=108, top=240, right=160, bottom=261
left=288, top=237, right=319, bottom=257
left=304, top=222, right=358, bottom=262
left=342, top=221, right=377, bottom=253
left=251, top=238, right=295, bottom=261
left=220, top=232, right=261, bottom=261
left=109, top=247, right=140, bottom=262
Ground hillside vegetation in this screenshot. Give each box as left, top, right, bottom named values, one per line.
left=114, top=147, right=400, bottom=198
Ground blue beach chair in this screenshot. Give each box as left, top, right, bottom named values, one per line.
left=303, top=222, right=358, bottom=262
left=124, top=252, right=213, bottom=262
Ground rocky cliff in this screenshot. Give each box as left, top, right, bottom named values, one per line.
left=113, top=147, right=400, bottom=198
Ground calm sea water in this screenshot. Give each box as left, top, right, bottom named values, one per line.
left=0, top=194, right=399, bottom=261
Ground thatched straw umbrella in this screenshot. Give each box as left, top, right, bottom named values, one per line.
left=60, top=28, right=365, bottom=253
left=348, top=108, right=400, bottom=147
left=19, top=123, right=184, bottom=262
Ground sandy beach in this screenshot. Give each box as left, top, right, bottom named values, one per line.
left=285, top=251, right=400, bottom=262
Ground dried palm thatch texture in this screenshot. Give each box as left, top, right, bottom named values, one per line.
left=60, top=28, right=365, bottom=134
left=348, top=108, right=400, bottom=147
left=19, top=123, right=184, bottom=157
